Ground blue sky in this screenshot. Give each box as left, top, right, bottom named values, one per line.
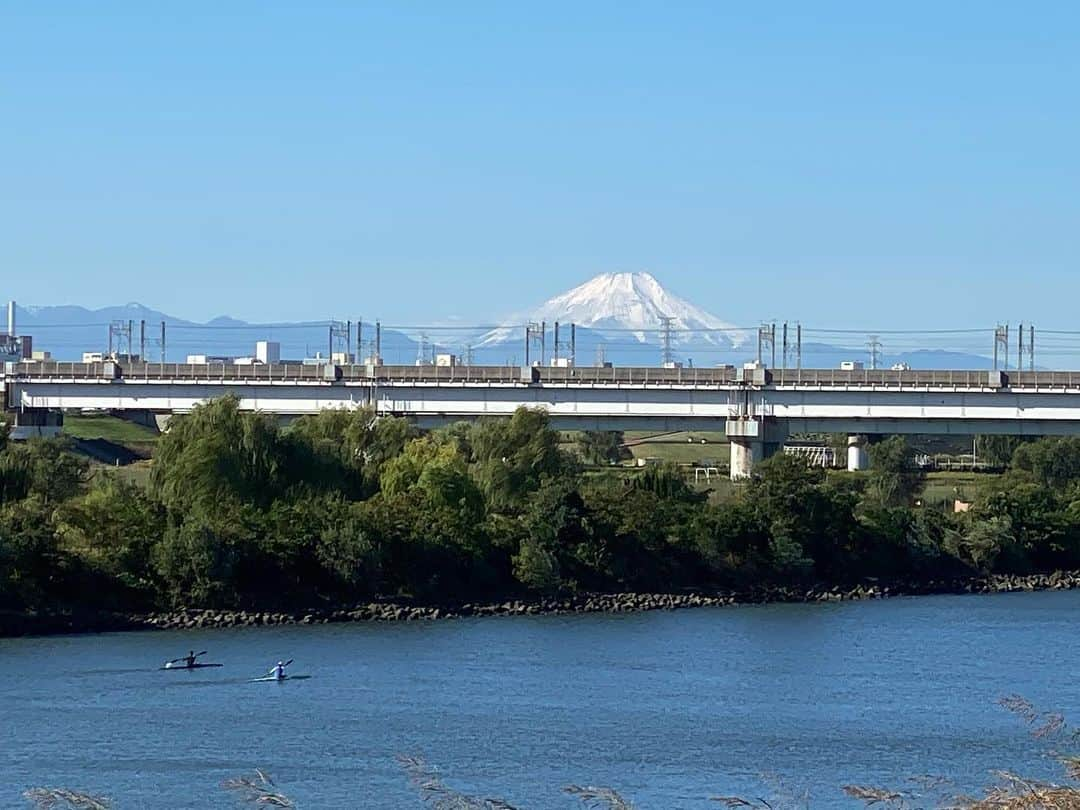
left=2, top=2, right=1078, bottom=328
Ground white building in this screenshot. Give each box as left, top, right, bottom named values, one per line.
left=256, top=341, right=280, bottom=364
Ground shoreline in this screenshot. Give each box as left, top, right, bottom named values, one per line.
left=4, top=570, right=1079, bottom=638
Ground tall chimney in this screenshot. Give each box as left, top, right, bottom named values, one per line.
left=7, top=300, right=14, bottom=337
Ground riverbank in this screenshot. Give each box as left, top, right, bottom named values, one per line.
left=4, top=569, right=1080, bottom=638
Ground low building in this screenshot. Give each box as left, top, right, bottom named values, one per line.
left=256, top=341, right=280, bottom=364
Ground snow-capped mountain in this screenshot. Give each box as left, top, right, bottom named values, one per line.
left=478, top=272, right=747, bottom=348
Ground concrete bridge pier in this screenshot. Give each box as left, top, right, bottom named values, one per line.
left=729, top=436, right=764, bottom=480
left=847, top=434, right=870, bottom=471
left=8, top=408, right=63, bottom=440
left=726, top=417, right=787, bottom=480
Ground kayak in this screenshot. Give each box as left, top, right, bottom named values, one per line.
left=248, top=675, right=311, bottom=682
left=161, top=662, right=224, bottom=670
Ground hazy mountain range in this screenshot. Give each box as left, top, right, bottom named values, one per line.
left=8, top=274, right=994, bottom=369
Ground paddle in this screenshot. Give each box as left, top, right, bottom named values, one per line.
left=167, top=650, right=207, bottom=664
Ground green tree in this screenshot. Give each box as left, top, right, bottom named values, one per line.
left=976, top=435, right=1031, bottom=469
left=468, top=409, right=575, bottom=509
left=0, top=437, right=89, bottom=506
left=576, top=431, right=625, bottom=465
left=945, top=515, right=1017, bottom=573
left=1012, top=437, right=1080, bottom=489
left=0, top=498, right=64, bottom=609
left=512, top=536, right=561, bottom=593
left=866, top=436, right=923, bottom=507
left=151, top=396, right=285, bottom=513
left=53, top=475, right=164, bottom=595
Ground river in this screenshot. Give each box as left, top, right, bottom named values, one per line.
left=2, top=590, right=1079, bottom=808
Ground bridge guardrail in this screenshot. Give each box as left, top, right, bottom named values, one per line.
left=10, top=362, right=1080, bottom=390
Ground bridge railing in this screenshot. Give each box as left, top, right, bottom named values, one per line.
left=344, top=365, right=524, bottom=383
left=769, top=369, right=1003, bottom=387
left=10, top=361, right=1080, bottom=390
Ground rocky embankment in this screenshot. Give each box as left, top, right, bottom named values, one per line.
left=4, top=571, right=1080, bottom=637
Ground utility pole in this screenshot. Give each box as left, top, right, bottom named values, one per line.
left=525, top=322, right=544, bottom=367
left=1018, top=322, right=1024, bottom=372
left=781, top=322, right=788, bottom=372
left=329, top=320, right=349, bottom=362
left=659, top=315, right=675, bottom=366
left=757, top=323, right=775, bottom=367
left=375, top=321, right=381, bottom=363
left=1029, top=324, right=1035, bottom=371
left=796, top=323, right=802, bottom=370
left=553, top=322, right=560, bottom=363
left=993, top=325, right=1008, bottom=371
left=108, top=320, right=128, bottom=358
left=356, top=319, right=363, bottom=361
left=867, top=334, right=882, bottom=370
left=160, top=321, right=166, bottom=363
left=570, top=323, right=576, bottom=366
left=139, top=320, right=146, bottom=361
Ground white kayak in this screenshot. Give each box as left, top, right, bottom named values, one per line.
left=249, top=675, right=311, bottom=683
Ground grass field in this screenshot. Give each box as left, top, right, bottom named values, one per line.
left=63, top=413, right=159, bottom=445
left=920, top=470, right=999, bottom=505
left=622, top=430, right=728, bottom=465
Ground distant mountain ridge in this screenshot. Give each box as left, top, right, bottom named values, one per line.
left=6, top=276, right=996, bottom=369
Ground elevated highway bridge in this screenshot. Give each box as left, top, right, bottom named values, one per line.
left=7, top=361, right=1080, bottom=478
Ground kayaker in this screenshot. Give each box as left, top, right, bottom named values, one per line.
left=184, top=650, right=197, bottom=668
left=270, top=661, right=286, bottom=680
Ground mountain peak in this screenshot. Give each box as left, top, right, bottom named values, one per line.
left=530, top=271, right=744, bottom=345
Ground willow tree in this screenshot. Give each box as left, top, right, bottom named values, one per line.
left=151, top=395, right=286, bottom=514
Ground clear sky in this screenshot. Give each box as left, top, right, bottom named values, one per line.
left=2, top=2, right=1078, bottom=328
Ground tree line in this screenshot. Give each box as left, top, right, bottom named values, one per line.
left=5, top=397, right=1080, bottom=615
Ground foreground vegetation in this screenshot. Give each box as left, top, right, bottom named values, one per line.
left=5, top=398, right=1080, bottom=617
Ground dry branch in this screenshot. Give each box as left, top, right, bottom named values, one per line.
left=563, top=785, right=636, bottom=809
left=22, top=788, right=111, bottom=810
left=397, top=754, right=520, bottom=809
left=221, top=769, right=294, bottom=807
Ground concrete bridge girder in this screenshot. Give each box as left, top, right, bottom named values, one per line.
left=13, top=377, right=1080, bottom=479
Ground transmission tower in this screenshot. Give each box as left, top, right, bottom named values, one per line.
left=416, top=333, right=430, bottom=366
left=866, top=334, right=882, bottom=370
left=108, top=320, right=133, bottom=359
left=594, top=343, right=607, bottom=367
left=659, top=315, right=675, bottom=366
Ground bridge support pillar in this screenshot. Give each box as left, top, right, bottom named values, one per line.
left=729, top=437, right=764, bottom=480
left=8, top=408, right=63, bottom=440
left=847, top=434, right=870, bottom=471
left=726, top=417, right=787, bottom=480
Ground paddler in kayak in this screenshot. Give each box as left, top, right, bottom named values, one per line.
left=268, top=660, right=289, bottom=680
left=164, top=650, right=205, bottom=669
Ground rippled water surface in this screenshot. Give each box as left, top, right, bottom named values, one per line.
left=3, top=591, right=1079, bottom=808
